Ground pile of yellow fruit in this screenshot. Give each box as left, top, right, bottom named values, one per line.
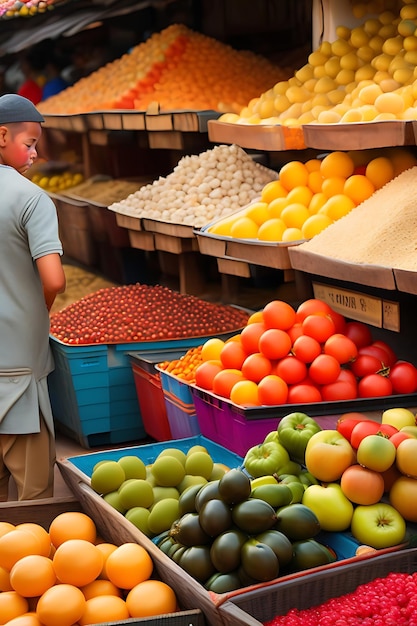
left=30, top=171, right=84, bottom=193
left=219, top=0, right=417, bottom=125
left=207, top=147, right=417, bottom=241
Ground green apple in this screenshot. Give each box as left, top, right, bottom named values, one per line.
left=277, top=412, right=322, bottom=464
left=382, top=407, right=417, bottom=430
left=298, top=469, right=319, bottom=487
left=302, top=483, right=354, bottom=532
left=243, top=441, right=290, bottom=478
left=286, top=481, right=305, bottom=504
left=263, top=431, right=280, bottom=444
left=350, top=502, right=406, bottom=549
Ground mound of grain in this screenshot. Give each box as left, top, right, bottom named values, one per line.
left=295, top=166, right=417, bottom=271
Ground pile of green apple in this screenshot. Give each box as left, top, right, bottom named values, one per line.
left=89, top=444, right=232, bottom=539
left=243, top=407, right=417, bottom=550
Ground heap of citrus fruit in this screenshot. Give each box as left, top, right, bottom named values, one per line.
left=38, top=23, right=288, bottom=115
left=207, top=147, right=417, bottom=241
left=218, top=0, right=417, bottom=125
left=0, top=510, right=178, bottom=625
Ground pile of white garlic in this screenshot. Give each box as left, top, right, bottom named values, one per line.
left=108, top=144, right=277, bottom=227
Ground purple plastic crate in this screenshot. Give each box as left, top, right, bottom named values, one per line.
left=190, top=387, right=338, bottom=457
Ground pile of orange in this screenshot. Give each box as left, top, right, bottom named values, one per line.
left=207, top=147, right=417, bottom=241
left=0, top=511, right=178, bottom=625
left=38, top=24, right=288, bottom=115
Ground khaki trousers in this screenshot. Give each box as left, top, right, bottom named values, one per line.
left=0, top=414, right=55, bottom=501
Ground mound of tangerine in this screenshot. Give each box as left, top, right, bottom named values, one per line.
left=0, top=511, right=179, bottom=624
left=207, top=149, right=417, bottom=242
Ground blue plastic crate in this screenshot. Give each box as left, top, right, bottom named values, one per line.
left=65, top=435, right=244, bottom=478
left=48, top=336, right=207, bottom=449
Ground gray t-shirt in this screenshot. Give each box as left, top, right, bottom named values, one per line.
left=0, top=165, right=63, bottom=434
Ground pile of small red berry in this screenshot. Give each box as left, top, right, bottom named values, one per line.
left=49, top=284, right=249, bottom=345
left=264, top=572, right=417, bottom=626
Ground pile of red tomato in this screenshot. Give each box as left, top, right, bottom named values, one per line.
left=194, top=298, right=417, bottom=406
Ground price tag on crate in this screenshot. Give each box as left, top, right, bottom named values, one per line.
left=312, top=282, right=400, bottom=331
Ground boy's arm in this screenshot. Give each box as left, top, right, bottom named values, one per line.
left=36, top=253, right=66, bottom=312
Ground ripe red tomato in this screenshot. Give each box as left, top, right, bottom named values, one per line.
left=344, top=321, right=372, bottom=348
left=336, top=412, right=373, bottom=441
left=302, top=313, right=336, bottom=343
left=295, top=298, right=333, bottom=323
left=291, top=335, right=322, bottom=364
left=327, top=309, right=347, bottom=334
left=357, top=373, right=393, bottom=399
left=389, top=361, right=417, bottom=394
left=241, top=352, right=272, bottom=383
left=274, top=355, right=307, bottom=385
left=194, top=360, right=223, bottom=390
left=262, top=300, right=296, bottom=330
left=287, top=383, right=322, bottom=404
left=212, top=369, right=244, bottom=399
left=239, top=322, right=266, bottom=355
left=323, top=333, right=358, bottom=364
left=351, top=354, right=382, bottom=378
left=390, top=431, right=413, bottom=448
left=308, top=353, right=341, bottom=385
left=257, top=374, right=288, bottom=405
left=371, top=340, right=397, bottom=367
left=321, top=380, right=357, bottom=401
left=336, top=368, right=357, bottom=387
left=258, top=328, right=292, bottom=360
left=350, top=420, right=381, bottom=448
left=359, top=345, right=392, bottom=367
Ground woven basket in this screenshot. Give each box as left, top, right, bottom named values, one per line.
left=219, top=547, right=417, bottom=626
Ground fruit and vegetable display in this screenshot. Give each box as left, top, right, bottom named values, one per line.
left=37, top=23, right=290, bottom=115
left=0, top=0, right=56, bottom=18
left=108, top=144, right=277, bottom=228
left=0, top=509, right=179, bottom=624
left=264, top=571, right=417, bottom=626
left=88, top=406, right=417, bottom=594
left=205, top=147, right=417, bottom=241
left=294, top=164, right=417, bottom=271
left=49, top=283, right=250, bottom=345
left=158, top=345, right=204, bottom=383
left=193, top=297, right=417, bottom=407
left=218, top=0, right=417, bottom=126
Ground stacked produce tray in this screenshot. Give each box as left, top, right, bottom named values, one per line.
left=48, top=336, right=208, bottom=448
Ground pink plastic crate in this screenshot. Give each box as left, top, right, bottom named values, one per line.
left=190, top=387, right=339, bottom=457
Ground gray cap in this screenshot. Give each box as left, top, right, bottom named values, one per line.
left=0, top=94, right=44, bottom=124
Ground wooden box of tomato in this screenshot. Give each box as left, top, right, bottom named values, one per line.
left=0, top=495, right=206, bottom=626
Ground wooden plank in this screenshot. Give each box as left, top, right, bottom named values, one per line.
left=128, top=229, right=155, bottom=251
left=154, top=232, right=199, bottom=254
left=86, top=113, right=104, bottom=130
left=148, top=131, right=184, bottom=149
left=289, top=247, right=397, bottom=290
left=145, top=113, right=174, bottom=131
left=115, top=213, right=143, bottom=232
left=121, top=112, right=146, bottom=130
left=101, top=112, right=123, bottom=130
left=142, top=218, right=195, bottom=238
left=226, top=240, right=294, bottom=270
left=303, top=120, right=407, bottom=150
left=217, top=257, right=251, bottom=277
left=196, top=233, right=227, bottom=257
